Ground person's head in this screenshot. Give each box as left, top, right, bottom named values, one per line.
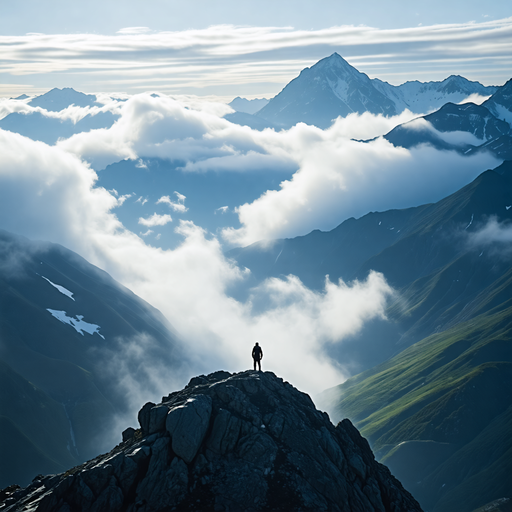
left=255, top=342, right=259, bottom=346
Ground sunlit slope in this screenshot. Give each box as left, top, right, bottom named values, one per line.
left=232, top=161, right=512, bottom=376
left=316, top=161, right=512, bottom=511
left=323, top=304, right=512, bottom=512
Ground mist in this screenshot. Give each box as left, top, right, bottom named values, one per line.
left=0, top=93, right=502, bottom=405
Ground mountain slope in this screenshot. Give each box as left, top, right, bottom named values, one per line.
left=483, top=78, right=512, bottom=125
left=228, top=96, right=269, bottom=114
left=231, top=161, right=512, bottom=511
left=382, top=80, right=512, bottom=160
left=320, top=305, right=512, bottom=512
left=256, top=53, right=398, bottom=128
left=0, top=110, right=117, bottom=145
left=0, top=230, right=184, bottom=488
left=1, top=371, right=423, bottom=512
left=376, top=75, right=497, bottom=115
left=384, top=102, right=510, bottom=155
left=28, top=88, right=98, bottom=111
left=255, top=54, right=498, bottom=129
left=0, top=361, right=78, bottom=486
left=231, top=161, right=512, bottom=355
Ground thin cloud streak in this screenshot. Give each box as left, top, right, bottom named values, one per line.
left=0, top=18, right=511, bottom=97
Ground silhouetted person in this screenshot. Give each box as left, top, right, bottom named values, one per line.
left=252, top=342, right=263, bottom=371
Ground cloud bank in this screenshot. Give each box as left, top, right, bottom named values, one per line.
left=56, top=93, right=500, bottom=247
left=468, top=217, right=512, bottom=257
left=0, top=93, right=502, bottom=401
left=1, top=18, right=511, bottom=98
left=0, top=126, right=394, bottom=396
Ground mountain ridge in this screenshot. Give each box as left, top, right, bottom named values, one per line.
left=0, top=229, right=184, bottom=488
left=255, top=53, right=499, bottom=129
left=1, top=370, right=423, bottom=512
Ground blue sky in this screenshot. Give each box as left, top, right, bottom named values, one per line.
left=0, top=0, right=511, bottom=99
left=0, top=0, right=510, bottom=393
left=1, top=0, right=510, bottom=33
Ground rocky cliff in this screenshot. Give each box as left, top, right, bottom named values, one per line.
left=0, top=371, right=422, bottom=511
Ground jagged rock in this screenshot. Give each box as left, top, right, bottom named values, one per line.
left=165, top=394, right=212, bottom=463
left=0, top=371, right=423, bottom=512
left=137, top=401, right=155, bottom=435
left=122, top=427, right=136, bottom=442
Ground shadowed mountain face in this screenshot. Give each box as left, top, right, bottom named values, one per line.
left=0, top=230, right=184, bottom=488
left=483, top=78, right=512, bottom=125
left=382, top=81, right=512, bottom=161
left=28, top=88, right=98, bottom=111
left=255, top=53, right=498, bottom=129
left=0, top=110, right=118, bottom=145
left=230, top=161, right=512, bottom=366
left=230, top=162, right=512, bottom=512
left=1, top=370, right=423, bottom=512
left=0, top=88, right=118, bottom=145
left=256, top=53, right=398, bottom=129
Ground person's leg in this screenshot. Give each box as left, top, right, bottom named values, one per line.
left=253, top=359, right=256, bottom=370
left=257, top=359, right=261, bottom=371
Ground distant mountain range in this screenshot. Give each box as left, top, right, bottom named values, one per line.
left=0, top=88, right=118, bottom=145
left=228, top=96, right=269, bottom=114
left=251, top=53, right=498, bottom=129
left=230, top=160, right=512, bottom=512
left=28, top=88, right=98, bottom=111
left=382, top=79, right=512, bottom=161
left=0, top=231, right=184, bottom=488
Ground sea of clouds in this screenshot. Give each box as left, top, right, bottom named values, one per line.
left=0, top=93, right=503, bottom=405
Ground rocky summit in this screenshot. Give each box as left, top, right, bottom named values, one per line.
left=0, top=371, right=422, bottom=512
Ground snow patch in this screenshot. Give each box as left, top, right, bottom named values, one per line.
left=41, top=275, right=75, bottom=301
left=46, top=309, right=105, bottom=339
left=465, top=214, right=474, bottom=230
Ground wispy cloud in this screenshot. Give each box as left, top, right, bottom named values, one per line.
left=467, top=217, right=512, bottom=257
left=0, top=18, right=510, bottom=98
left=138, top=213, right=172, bottom=227
left=157, top=192, right=188, bottom=213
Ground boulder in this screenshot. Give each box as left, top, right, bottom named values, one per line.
left=166, top=395, right=212, bottom=463
left=1, top=371, right=423, bottom=512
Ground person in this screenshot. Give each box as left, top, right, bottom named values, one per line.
left=252, top=342, right=263, bottom=371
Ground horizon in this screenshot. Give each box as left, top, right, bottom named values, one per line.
left=1, top=4, right=511, bottom=99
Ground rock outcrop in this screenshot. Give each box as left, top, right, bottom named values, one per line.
left=0, top=371, right=422, bottom=511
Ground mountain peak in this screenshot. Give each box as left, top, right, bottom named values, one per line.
left=29, top=88, right=98, bottom=111
left=313, top=52, right=358, bottom=73
left=4, top=370, right=422, bottom=512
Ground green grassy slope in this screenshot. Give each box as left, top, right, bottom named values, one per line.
left=322, top=306, right=512, bottom=512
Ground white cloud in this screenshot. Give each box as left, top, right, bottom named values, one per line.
left=56, top=93, right=500, bottom=249
left=116, top=193, right=132, bottom=207
left=0, top=97, right=123, bottom=124
left=467, top=217, right=512, bottom=256
left=0, top=125, right=397, bottom=396
left=138, top=213, right=173, bottom=227
left=330, top=109, right=418, bottom=140
left=157, top=192, right=188, bottom=213
left=221, top=130, right=499, bottom=247
left=404, top=117, right=486, bottom=145
left=0, top=18, right=510, bottom=98
left=116, top=27, right=151, bottom=35
left=0, top=92, right=503, bottom=402
left=458, top=93, right=492, bottom=106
